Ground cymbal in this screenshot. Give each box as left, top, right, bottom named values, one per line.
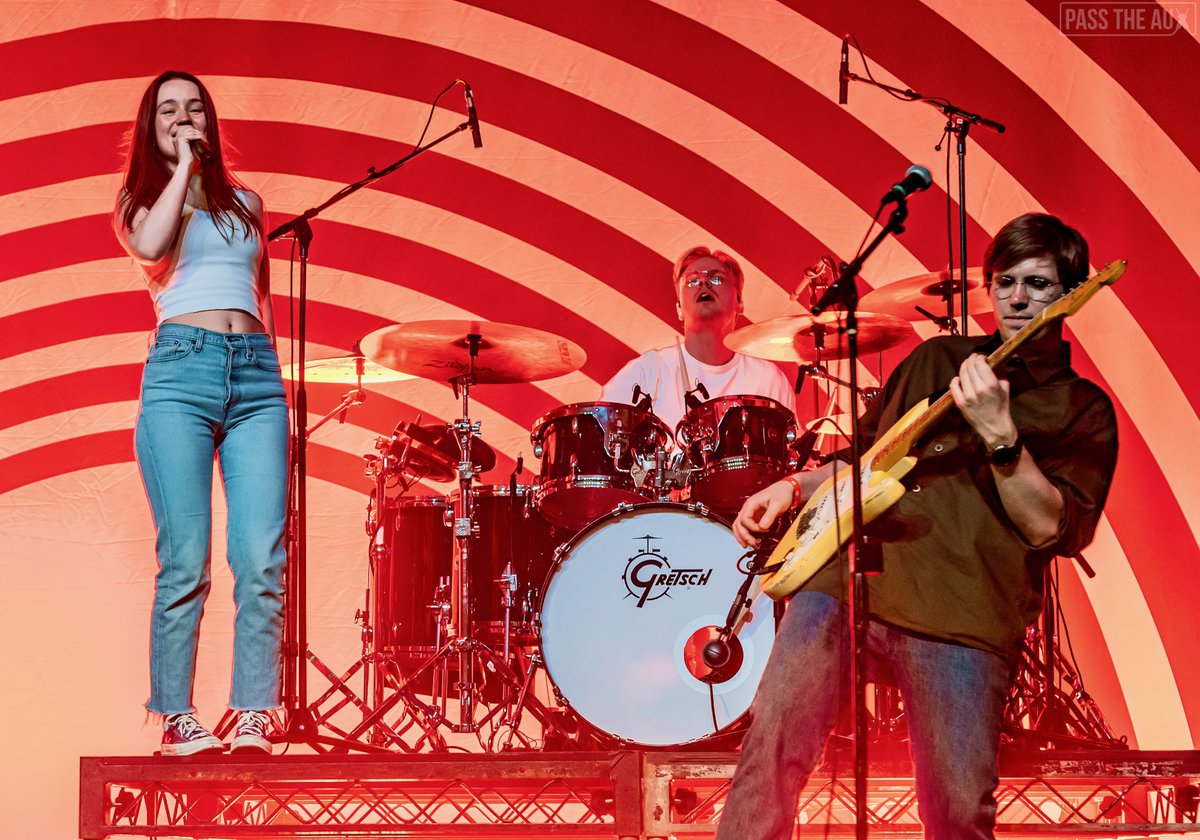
left=725, top=311, right=913, bottom=362
left=284, top=354, right=414, bottom=384
left=859, top=268, right=991, bottom=319
left=390, top=421, right=497, bottom=480
left=361, top=320, right=587, bottom=384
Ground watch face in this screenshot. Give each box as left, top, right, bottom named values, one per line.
left=989, top=440, right=1021, bottom=467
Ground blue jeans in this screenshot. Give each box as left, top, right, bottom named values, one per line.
left=135, top=324, right=288, bottom=715
left=716, top=591, right=1011, bottom=840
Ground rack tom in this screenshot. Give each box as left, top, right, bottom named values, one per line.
left=531, top=401, right=670, bottom=530
left=677, top=395, right=796, bottom=514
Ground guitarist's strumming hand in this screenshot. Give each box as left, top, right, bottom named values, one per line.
left=732, top=479, right=796, bottom=548
left=949, top=354, right=1018, bottom=449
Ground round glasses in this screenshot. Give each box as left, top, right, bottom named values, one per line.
left=681, top=270, right=727, bottom=288
left=991, top=276, right=1061, bottom=302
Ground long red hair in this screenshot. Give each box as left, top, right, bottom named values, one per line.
left=118, top=70, right=261, bottom=241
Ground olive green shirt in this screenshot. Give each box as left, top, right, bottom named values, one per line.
left=806, top=333, right=1118, bottom=658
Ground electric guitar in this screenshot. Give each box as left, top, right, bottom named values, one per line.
left=760, top=260, right=1126, bottom=601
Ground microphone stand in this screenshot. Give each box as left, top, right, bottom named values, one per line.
left=842, top=67, right=1004, bottom=336
left=269, top=116, right=474, bottom=751
left=811, top=198, right=911, bottom=840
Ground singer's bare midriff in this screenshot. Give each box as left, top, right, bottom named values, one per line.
left=163, top=309, right=266, bottom=334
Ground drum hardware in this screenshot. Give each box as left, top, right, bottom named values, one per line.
left=356, top=321, right=585, bottom=744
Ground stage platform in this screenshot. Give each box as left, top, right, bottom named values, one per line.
left=80, top=749, right=1200, bottom=838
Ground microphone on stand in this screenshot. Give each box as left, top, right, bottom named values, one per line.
left=881, top=164, right=933, bottom=205
left=838, top=34, right=850, bottom=105
left=461, top=81, right=483, bottom=148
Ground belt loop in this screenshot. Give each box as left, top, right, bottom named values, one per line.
left=247, top=345, right=255, bottom=363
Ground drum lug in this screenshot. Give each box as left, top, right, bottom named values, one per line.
left=533, top=442, right=543, bottom=458
left=612, top=502, right=635, bottom=516
left=454, top=517, right=472, bottom=538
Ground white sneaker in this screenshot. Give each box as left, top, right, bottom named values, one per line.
left=161, top=713, right=224, bottom=756
left=230, top=710, right=273, bottom=754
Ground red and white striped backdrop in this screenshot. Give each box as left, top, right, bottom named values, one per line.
left=1, top=2, right=1197, bottom=833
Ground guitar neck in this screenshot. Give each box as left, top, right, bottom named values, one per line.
left=869, top=261, right=1125, bottom=470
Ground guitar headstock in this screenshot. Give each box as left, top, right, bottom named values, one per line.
left=1021, top=260, right=1127, bottom=334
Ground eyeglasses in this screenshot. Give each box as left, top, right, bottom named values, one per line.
left=681, top=270, right=727, bottom=288
left=991, top=276, right=1061, bottom=302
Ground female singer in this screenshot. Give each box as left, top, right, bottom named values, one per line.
left=114, top=71, right=286, bottom=755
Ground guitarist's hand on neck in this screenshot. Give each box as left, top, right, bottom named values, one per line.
left=950, top=351, right=1064, bottom=548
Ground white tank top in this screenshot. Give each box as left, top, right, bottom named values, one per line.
left=143, top=198, right=263, bottom=325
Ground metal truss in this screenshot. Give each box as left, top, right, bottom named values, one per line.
left=80, top=750, right=1200, bottom=839
left=80, top=752, right=642, bottom=838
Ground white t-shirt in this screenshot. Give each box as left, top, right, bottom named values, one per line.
left=600, top=341, right=795, bottom=432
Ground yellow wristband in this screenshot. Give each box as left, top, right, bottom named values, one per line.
left=782, top=474, right=804, bottom=510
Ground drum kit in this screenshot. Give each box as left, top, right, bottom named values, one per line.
left=293, top=269, right=959, bottom=751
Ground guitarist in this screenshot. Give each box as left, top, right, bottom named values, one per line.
left=715, top=213, right=1119, bottom=840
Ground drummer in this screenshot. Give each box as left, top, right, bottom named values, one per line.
left=601, top=246, right=794, bottom=430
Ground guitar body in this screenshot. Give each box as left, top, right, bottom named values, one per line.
left=760, top=399, right=926, bottom=600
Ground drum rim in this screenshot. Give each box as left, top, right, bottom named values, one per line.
left=531, top=400, right=670, bottom=440
left=389, top=495, right=449, bottom=508
left=534, top=501, right=751, bottom=748
left=449, top=483, right=533, bottom=499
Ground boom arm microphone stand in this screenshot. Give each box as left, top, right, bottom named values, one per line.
left=842, top=38, right=1005, bottom=335
left=810, top=198, right=912, bottom=840
left=269, top=107, right=476, bottom=752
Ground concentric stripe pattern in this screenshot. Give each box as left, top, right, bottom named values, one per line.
left=2, top=6, right=1197, bottom=826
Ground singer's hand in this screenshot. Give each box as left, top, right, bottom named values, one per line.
left=732, top=479, right=794, bottom=548
left=172, top=123, right=206, bottom=172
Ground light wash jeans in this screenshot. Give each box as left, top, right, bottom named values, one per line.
left=135, top=324, right=288, bottom=715
left=716, top=591, right=1011, bottom=840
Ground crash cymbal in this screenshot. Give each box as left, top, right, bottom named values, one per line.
left=361, top=320, right=587, bottom=384
left=725, top=311, right=913, bottom=362
left=284, top=354, right=414, bottom=384
left=389, top=421, right=497, bottom=479
left=859, top=268, right=991, bottom=319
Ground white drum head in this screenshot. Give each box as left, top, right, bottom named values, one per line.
left=539, top=504, right=775, bottom=746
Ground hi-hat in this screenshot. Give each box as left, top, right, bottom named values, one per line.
left=284, top=353, right=414, bottom=384
left=389, top=421, right=497, bottom=480
left=361, top=320, right=586, bottom=384
left=725, top=311, right=913, bottom=362
left=859, top=268, right=991, bottom=319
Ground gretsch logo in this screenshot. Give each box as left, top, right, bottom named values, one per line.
left=622, top=534, right=713, bottom=608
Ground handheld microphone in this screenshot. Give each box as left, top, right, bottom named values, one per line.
left=189, top=138, right=214, bottom=164
left=838, top=35, right=849, bottom=105
left=461, top=81, right=483, bottom=148
left=881, top=164, right=932, bottom=205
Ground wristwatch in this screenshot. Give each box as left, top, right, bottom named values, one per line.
left=987, top=435, right=1023, bottom=468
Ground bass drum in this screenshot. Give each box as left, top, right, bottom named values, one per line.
left=538, top=503, right=775, bottom=747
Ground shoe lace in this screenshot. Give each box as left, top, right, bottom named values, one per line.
left=165, top=713, right=208, bottom=739
left=237, top=710, right=270, bottom=736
